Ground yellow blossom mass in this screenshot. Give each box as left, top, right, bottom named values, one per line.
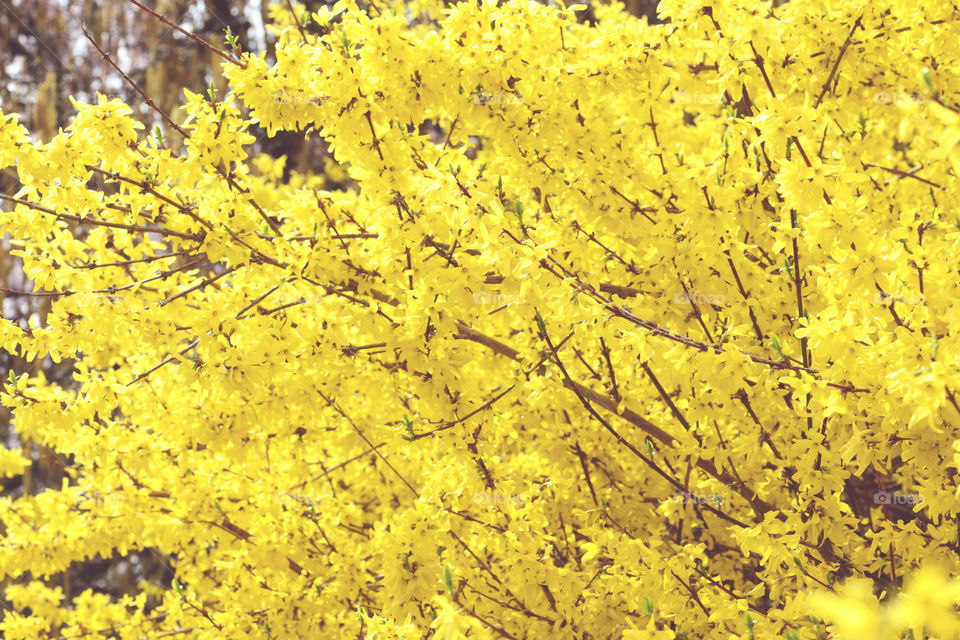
left=2, top=0, right=960, bottom=638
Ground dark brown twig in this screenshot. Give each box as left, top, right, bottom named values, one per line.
left=813, top=16, right=863, bottom=108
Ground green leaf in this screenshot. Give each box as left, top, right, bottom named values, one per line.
left=534, top=312, right=546, bottom=335
left=642, top=596, right=654, bottom=616
left=402, top=415, right=416, bottom=441
left=769, top=334, right=785, bottom=361
left=782, top=256, right=793, bottom=278
left=443, top=564, right=454, bottom=597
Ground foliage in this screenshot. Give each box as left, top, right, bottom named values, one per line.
left=2, top=0, right=960, bottom=638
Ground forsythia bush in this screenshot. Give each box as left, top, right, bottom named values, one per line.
left=2, top=0, right=960, bottom=637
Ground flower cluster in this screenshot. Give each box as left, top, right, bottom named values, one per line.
left=1, top=0, right=960, bottom=638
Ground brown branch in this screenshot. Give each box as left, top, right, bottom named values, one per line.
left=76, top=17, right=190, bottom=138
left=288, top=443, right=389, bottom=491
left=364, top=111, right=385, bottom=162
left=862, top=162, right=942, bottom=189
left=123, top=0, right=245, bottom=68
left=455, top=321, right=773, bottom=515
left=0, top=287, right=70, bottom=297
left=128, top=339, right=200, bottom=386
left=725, top=255, right=764, bottom=344
left=599, top=337, right=619, bottom=401
left=813, top=16, right=863, bottom=108
left=412, top=384, right=517, bottom=440
left=0, top=193, right=202, bottom=241
left=573, top=442, right=600, bottom=506
left=749, top=41, right=777, bottom=98
left=316, top=389, right=419, bottom=497
left=286, top=0, right=307, bottom=40
left=158, top=265, right=241, bottom=307
left=641, top=361, right=697, bottom=439
left=604, top=303, right=867, bottom=394
left=608, top=186, right=656, bottom=223
left=535, top=314, right=750, bottom=528
left=70, top=250, right=197, bottom=269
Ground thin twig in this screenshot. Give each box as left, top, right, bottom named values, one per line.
left=123, top=0, right=245, bottom=67
left=0, top=193, right=201, bottom=241
left=535, top=313, right=749, bottom=528
left=813, top=16, right=863, bottom=108
left=158, top=265, right=241, bottom=307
